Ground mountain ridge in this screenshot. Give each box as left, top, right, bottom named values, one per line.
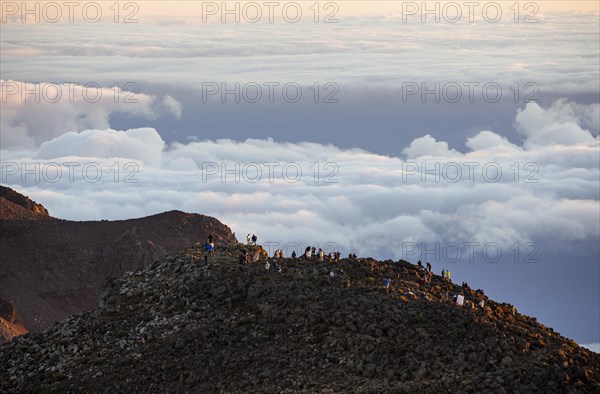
left=0, top=186, right=234, bottom=343
left=1, top=243, right=598, bottom=392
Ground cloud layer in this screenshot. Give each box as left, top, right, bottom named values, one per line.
left=2, top=100, right=598, bottom=253
left=0, top=80, right=182, bottom=150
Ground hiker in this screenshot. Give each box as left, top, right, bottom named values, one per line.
left=441, top=269, right=445, bottom=280
left=417, top=260, right=423, bottom=270
left=352, top=253, right=357, bottom=259
left=338, top=269, right=345, bottom=287
left=479, top=300, right=485, bottom=308
left=239, top=252, right=247, bottom=267
left=329, top=270, right=335, bottom=283
left=265, top=261, right=270, bottom=270
left=318, top=248, right=324, bottom=261
left=422, top=272, right=430, bottom=284
left=251, top=234, right=258, bottom=245
left=246, top=234, right=251, bottom=245
left=426, top=262, right=432, bottom=272
left=446, top=270, right=451, bottom=282
left=208, top=233, right=213, bottom=244
left=245, top=251, right=251, bottom=265
left=291, top=250, right=297, bottom=259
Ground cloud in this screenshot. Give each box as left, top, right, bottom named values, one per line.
left=35, top=128, right=165, bottom=166
left=0, top=80, right=183, bottom=150
left=402, top=134, right=460, bottom=159
left=1, top=13, right=598, bottom=97
left=3, top=100, right=598, bottom=258
left=516, top=101, right=598, bottom=148
left=465, top=131, right=517, bottom=151
left=161, top=95, right=183, bottom=120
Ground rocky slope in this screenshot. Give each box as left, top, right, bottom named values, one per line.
left=0, top=186, right=50, bottom=221
left=0, top=187, right=234, bottom=341
left=0, top=295, right=28, bottom=343
left=1, top=244, right=598, bottom=393
left=0, top=185, right=49, bottom=217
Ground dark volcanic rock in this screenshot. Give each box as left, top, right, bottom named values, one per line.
left=0, top=187, right=234, bottom=337
left=1, top=245, right=598, bottom=393
left=0, top=185, right=49, bottom=218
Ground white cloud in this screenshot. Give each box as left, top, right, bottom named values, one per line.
left=465, top=131, right=516, bottom=151
left=0, top=80, right=183, bottom=150
left=3, top=101, right=598, bottom=262
left=36, top=128, right=165, bottom=166
left=516, top=102, right=597, bottom=148
left=1, top=14, right=598, bottom=95
left=402, top=134, right=460, bottom=159
left=161, top=95, right=183, bottom=120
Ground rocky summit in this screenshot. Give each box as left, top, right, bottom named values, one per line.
left=1, top=244, right=599, bottom=393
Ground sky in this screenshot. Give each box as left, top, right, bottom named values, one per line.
left=1, top=1, right=599, bottom=349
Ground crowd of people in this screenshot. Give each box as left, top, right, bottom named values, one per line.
left=199, top=232, right=491, bottom=312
